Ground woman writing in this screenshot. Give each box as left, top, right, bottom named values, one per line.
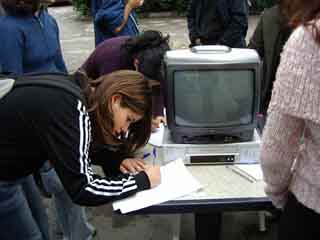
left=0, top=0, right=95, bottom=238
left=0, top=70, right=161, bottom=240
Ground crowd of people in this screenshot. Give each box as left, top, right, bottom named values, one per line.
left=1, top=0, right=320, bottom=239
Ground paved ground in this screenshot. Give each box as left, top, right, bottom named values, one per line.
left=49, top=6, right=259, bottom=72
left=47, top=6, right=278, bottom=240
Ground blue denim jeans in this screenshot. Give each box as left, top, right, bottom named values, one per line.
left=41, top=163, right=95, bottom=240
left=21, top=175, right=50, bottom=240
left=0, top=178, right=43, bottom=240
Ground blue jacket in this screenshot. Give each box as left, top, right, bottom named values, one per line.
left=0, top=8, right=67, bottom=74
left=93, top=0, right=139, bottom=46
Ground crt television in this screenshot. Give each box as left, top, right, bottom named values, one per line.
left=163, top=46, right=261, bottom=144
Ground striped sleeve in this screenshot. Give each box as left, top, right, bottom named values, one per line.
left=51, top=99, right=150, bottom=206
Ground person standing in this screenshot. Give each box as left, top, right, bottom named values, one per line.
left=0, top=0, right=95, bottom=239
left=260, top=0, right=320, bottom=239
left=92, top=0, right=143, bottom=46
left=248, top=1, right=292, bottom=130
left=187, top=0, right=248, bottom=48
left=0, top=0, right=67, bottom=74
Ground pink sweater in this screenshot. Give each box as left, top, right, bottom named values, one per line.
left=260, top=23, right=320, bottom=214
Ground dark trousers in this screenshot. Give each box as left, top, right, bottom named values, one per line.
left=279, top=192, right=320, bottom=240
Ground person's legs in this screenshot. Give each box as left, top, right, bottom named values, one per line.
left=278, top=192, right=320, bottom=240
left=41, top=163, right=95, bottom=240
left=21, top=175, right=50, bottom=240
left=0, top=180, right=43, bottom=240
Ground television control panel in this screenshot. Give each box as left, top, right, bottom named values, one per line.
left=187, top=153, right=238, bottom=165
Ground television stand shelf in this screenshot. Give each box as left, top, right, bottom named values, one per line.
left=152, top=127, right=261, bottom=165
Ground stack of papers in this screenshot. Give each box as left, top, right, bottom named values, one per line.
left=113, top=158, right=202, bottom=213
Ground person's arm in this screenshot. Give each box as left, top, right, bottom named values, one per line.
left=217, top=0, right=248, bottom=47
left=186, top=0, right=199, bottom=45
left=247, top=12, right=265, bottom=58
left=52, top=17, right=68, bottom=73
left=94, top=0, right=138, bottom=36
left=37, top=91, right=154, bottom=206
left=0, top=21, right=24, bottom=74
left=114, top=0, right=141, bottom=34
left=90, top=144, right=127, bottom=177
left=260, top=111, right=304, bottom=208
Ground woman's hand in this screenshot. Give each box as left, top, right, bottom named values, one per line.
left=195, top=38, right=202, bottom=45
left=120, top=158, right=146, bottom=174
left=151, top=116, right=166, bottom=132
left=115, top=0, right=143, bottom=34
left=144, top=164, right=161, bottom=188
left=127, top=0, right=144, bottom=9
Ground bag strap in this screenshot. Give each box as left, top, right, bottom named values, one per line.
left=0, top=78, right=15, bottom=99
left=13, top=73, right=85, bottom=103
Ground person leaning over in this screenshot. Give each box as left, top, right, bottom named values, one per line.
left=260, top=0, right=320, bottom=239
left=81, top=30, right=170, bottom=130
left=0, top=0, right=96, bottom=238
left=0, top=70, right=161, bottom=240
left=248, top=0, right=292, bottom=131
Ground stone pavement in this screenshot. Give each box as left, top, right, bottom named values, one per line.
left=49, top=6, right=259, bottom=72
left=47, top=6, right=277, bottom=240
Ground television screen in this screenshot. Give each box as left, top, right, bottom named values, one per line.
left=164, top=47, right=261, bottom=143
left=174, top=70, right=254, bottom=127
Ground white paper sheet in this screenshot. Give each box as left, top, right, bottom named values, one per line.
left=148, top=123, right=164, bottom=147
left=112, top=158, right=202, bottom=213
left=233, top=164, right=263, bottom=181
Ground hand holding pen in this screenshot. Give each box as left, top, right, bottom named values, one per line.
left=120, top=158, right=146, bottom=174
left=119, top=156, right=161, bottom=188
left=119, top=147, right=157, bottom=173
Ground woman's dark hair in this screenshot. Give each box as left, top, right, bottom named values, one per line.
left=282, top=0, right=320, bottom=44
left=79, top=70, right=152, bottom=154
left=120, top=30, right=170, bottom=83
left=1, top=0, right=40, bottom=15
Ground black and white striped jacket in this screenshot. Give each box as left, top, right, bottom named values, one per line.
left=0, top=84, right=150, bottom=206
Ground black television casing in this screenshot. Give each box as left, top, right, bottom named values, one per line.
left=163, top=46, right=261, bottom=144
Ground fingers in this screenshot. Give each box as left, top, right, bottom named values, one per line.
left=120, top=162, right=135, bottom=173
left=120, top=159, right=147, bottom=174
left=121, top=161, right=161, bottom=188
left=120, top=165, right=128, bottom=174
left=159, top=116, right=167, bottom=126
left=151, top=116, right=167, bottom=132
left=135, top=159, right=146, bottom=170
left=195, top=38, right=202, bottom=45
